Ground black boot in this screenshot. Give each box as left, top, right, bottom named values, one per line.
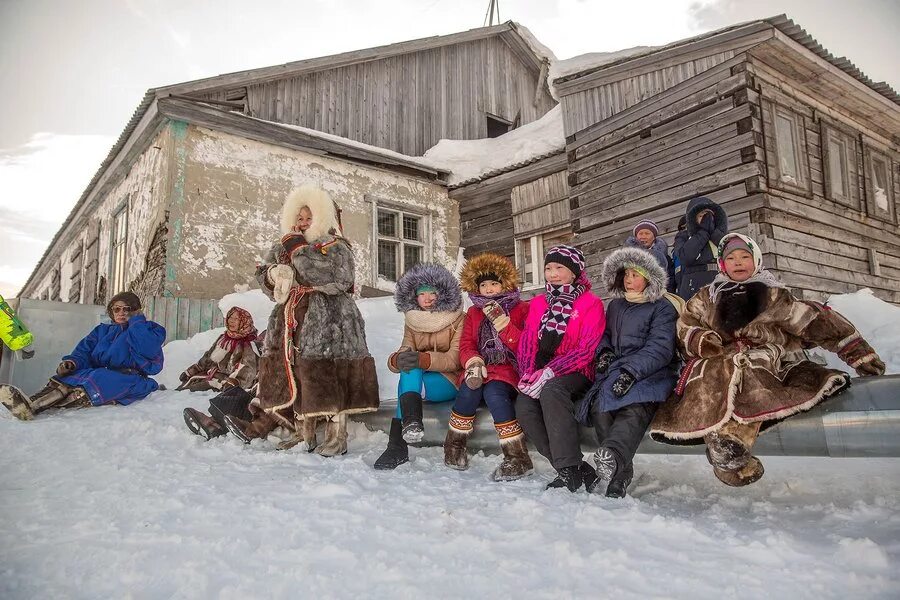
left=399, top=392, right=424, bottom=444
left=546, top=464, right=584, bottom=493
left=374, top=418, right=409, bottom=470
left=605, top=464, right=634, bottom=499
left=183, top=408, right=226, bottom=440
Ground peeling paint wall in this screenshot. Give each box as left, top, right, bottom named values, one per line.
left=168, top=125, right=458, bottom=298
left=25, top=125, right=175, bottom=304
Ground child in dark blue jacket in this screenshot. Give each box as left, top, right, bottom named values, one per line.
left=578, top=247, right=682, bottom=497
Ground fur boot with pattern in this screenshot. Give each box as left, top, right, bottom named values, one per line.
left=443, top=411, right=473, bottom=470
left=491, top=427, right=533, bottom=482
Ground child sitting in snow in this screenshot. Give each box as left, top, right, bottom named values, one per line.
left=444, top=253, right=533, bottom=481
left=577, top=247, right=682, bottom=498
left=651, top=233, right=885, bottom=486
left=177, top=307, right=260, bottom=393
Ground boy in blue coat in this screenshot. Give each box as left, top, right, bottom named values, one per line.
left=0, top=292, right=165, bottom=420
left=578, top=247, right=682, bottom=497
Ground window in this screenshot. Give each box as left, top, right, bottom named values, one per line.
left=375, top=206, right=427, bottom=282
left=821, top=121, right=860, bottom=208
left=863, top=145, right=896, bottom=223
left=109, top=206, right=129, bottom=295
left=765, top=101, right=810, bottom=194
left=515, top=228, right=574, bottom=289
left=486, top=113, right=512, bottom=138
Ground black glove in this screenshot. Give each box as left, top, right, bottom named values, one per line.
left=396, top=351, right=421, bottom=373
left=595, top=350, right=615, bottom=375
left=56, top=360, right=75, bottom=376
left=699, top=212, right=715, bottom=233
left=611, top=371, right=635, bottom=397
left=179, top=371, right=190, bottom=383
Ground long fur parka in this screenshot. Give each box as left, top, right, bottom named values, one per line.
left=255, top=185, right=379, bottom=427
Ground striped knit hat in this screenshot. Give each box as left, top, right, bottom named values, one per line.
left=632, top=219, right=659, bottom=237
left=544, top=244, right=585, bottom=278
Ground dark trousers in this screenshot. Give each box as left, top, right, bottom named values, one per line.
left=452, top=380, right=516, bottom=423
left=208, top=386, right=253, bottom=428
left=515, top=373, right=591, bottom=471
left=591, top=401, right=658, bottom=473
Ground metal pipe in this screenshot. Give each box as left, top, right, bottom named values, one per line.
left=354, top=375, right=900, bottom=458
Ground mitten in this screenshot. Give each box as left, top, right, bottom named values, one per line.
left=482, top=301, right=510, bottom=331
left=464, top=358, right=487, bottom=390
left=611, top=371, right=635, bottom=397
left=268, top=264, right=295, bottom=304
left=838, top=337, right=886, bottom=377
left=56, top=360, right=75, bottom=376
left=595, top=350, right=615, bottom=375
left=396, top=350, right=422, bottom=373
left=179, top=371, right=190, bottom=383
left=699, top=212, right=715, bottom=233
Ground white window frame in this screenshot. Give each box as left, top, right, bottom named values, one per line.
left=109, top=204, right=129, bottom=296
left=515, top=227, right=574, bottom=291
left=370, top=201, right=432, bottom=284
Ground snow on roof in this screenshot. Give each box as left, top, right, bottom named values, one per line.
left=421, top=104, right=564, bottom=186
left=511, top=22, right=558, bottom=64
left=550, top=46, right=658, bottom=84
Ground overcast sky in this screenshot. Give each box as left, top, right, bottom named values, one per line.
left=1, top=0, right=898, bottom=297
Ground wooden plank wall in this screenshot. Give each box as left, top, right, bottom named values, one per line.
left=745, top=58, right=900, bottom=304
left=206, top=36, right=555, bottom=157
left=143, top=297, right=226, bottom=344
left=565, top=56, right=765, bottom=278
left=510, top=171, right=570, bottom=238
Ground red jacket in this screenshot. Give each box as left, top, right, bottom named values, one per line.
left=458, top=301, right=530, bottom=389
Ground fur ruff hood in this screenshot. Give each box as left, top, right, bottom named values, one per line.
left=280, top=185, right=341, bottom=242
left=394, top=262, right=462, bottom=313
left=685, top=196, right=728, bottom=235
left=602, top=247, right=668, bottom=302
left=459, top=252, right=519, bottom=293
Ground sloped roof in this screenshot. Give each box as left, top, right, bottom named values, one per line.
left=554, top=15, right=899, bottom=106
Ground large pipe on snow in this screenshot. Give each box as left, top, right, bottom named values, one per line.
left=355, top=375, right=900, bottom=458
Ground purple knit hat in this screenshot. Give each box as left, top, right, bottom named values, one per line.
left=633, top=219, right=659, bottom=237
left=544, top=244, right=585, bottom=278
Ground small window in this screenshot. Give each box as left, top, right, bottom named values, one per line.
left=109, top=206, right=129, bottom=296
left=863, top=145, right=896, bottom=222
left=515, top=228, right=574, bottom=289
left=765, top=101, right=810, bottom=194
left=375, top=206, right=427, bottom=282
left=821, top=121, right=860, bottom=208
left=486, top=113, right=512, bottom=138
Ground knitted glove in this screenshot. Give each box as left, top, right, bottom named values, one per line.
left=396, top=350, right=422, bottom=373
left=56, top=360, right=75, bottom=376
left=464, top=358, right=487, bottom=390
left=611, top=371, right=635, bottom=397
left=517, top=368, right=554, bottom=398
left=482, top=301, right=510, bottom=331
left=268, top=264, right=295, bottom=304
left=838, top=337, right=886, bottom=377
left=595, top=350, right=615, bottom=376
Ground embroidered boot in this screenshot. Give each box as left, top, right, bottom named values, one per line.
left=491, top=421, right=534, bottom=481
left=443, top=411, right=473, bottom=470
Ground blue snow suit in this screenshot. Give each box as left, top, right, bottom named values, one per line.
left=55, top=314, right=166, bottom=406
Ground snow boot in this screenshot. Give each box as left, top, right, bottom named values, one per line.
left=592, top=446, right=621, bottom=482
left=491, top=423, right=534, bottom=482
left=0, top=384, right=35, bottom=421
left=56, top=388, right=91, bottom=410
left=183, top=408, right=226, bottom=440
left=316, top=414, right=348, bottom=457
left=443, top=411, right=473, bottom=470
left=223, top=414, right=276, bottom=444
left=546, top=463, right=593, bottom=493
left=374, top=418, right=409, bottom=470
left=713, top=456, right=765, bottom=487
left=604, top=464, right=634, bottom=499
left=704, top=419, right=761, bottom=471
left=399, top=392, right=425, bottom=444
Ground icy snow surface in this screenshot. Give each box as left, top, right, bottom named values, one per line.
left=2, top=291, right=900, bottom=598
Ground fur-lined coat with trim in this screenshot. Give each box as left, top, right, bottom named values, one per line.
left=578, top=247, right=680, bottom=419
left=255, top=185, right=379, bottom=426
left=650, top=284, right=877, bottom=443
left=388, top=263, right=465, bottom=387
left=180, top=336, right=260, bottom=391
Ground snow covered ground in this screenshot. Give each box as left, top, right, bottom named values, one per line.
left=1, top=289, right=899, bottom=598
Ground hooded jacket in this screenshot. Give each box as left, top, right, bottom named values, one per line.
left=674, top=196, right=728, bottom=300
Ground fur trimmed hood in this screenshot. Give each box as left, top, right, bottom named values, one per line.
left=602, top=247, right=668, bottom=302
left=459, top=252, right=519, bottom=293
left=280, top=185, right=341, bottom=242
left=394, top=262, right=462, bottom=313
left=685, top=196, right=728, bottom=235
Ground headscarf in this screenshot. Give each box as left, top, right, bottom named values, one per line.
left=708, top=233, right=785, bottom=303
left=220, top=307, right=258, bottom=351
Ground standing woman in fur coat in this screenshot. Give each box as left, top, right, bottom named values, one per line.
left=651, top=233, right=885, bottom=486
left=243, top=185, right=380, bottom=456
left=444, top=253, right=533, bottom=481
left=374, top=262, right=465, bottom=470
left=513, top=245, right=606, bottom=492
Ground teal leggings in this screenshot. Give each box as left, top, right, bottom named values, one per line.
left=396, top=368, right=457, bottom=418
